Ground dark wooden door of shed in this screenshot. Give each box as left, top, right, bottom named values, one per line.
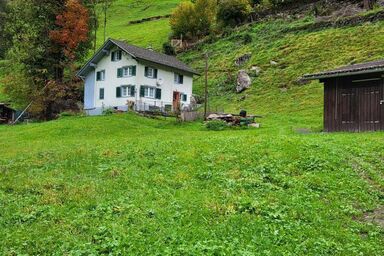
left=339, top=79, right=383, bottom=132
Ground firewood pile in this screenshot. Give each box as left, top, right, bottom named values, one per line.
left=207, top=110, right=262, bottom=127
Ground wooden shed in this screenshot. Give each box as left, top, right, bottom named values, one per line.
left=303, top=60, right=384, bottom=132
left=0, top=103, right=16, bottom=124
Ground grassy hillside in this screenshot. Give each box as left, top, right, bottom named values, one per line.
left=180, top=16, right=384, bottom=129
left=0, top=113, right=383, bottom=254
left=96, top=0, right=181, bottom=50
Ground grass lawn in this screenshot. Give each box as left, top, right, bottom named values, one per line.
left=95, top=0, right=181, bottom=50
left=0, top=113, right=383, bottom=255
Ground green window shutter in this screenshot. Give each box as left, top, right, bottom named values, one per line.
left=116, top=87, right=121, bottom=98
left=154, top=69, right=158, bottom=79
left=117, top=68, right=123, bottom=78
left=96, top=72, right=101, bottom=81
left=144, top=67, right=148, bottom=77
left=140, top=86, right=145, bottom=97
left=130, top=86, right=135, bottom=96
left=155, top=88, right=161, bottom=100
left=132, top=66, right=136, bottom=76
left=111, top=52, right=115, bottom=61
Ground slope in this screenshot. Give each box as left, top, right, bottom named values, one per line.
left=96, top=0, right=181, bottom=50
left=180, top=15, right=384, bottom=130
left=0, top=113, right=383, bottom=254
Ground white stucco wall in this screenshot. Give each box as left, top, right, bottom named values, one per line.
left=84, top=46, right=193, bottom=115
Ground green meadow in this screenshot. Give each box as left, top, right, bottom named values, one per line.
left=96, top=0, right=181, bottom=50
left=1, top=3, right=384, bottom=255
left=0, top=113, right=383, bottom=255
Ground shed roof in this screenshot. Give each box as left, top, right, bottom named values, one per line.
left=303, top=59, right=384, bottom=80
left=0, top=103, right=16, bottom=111
left=77, top=39, right=199, bottom=77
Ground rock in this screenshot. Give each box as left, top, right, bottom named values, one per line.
left=238, top=95, right=246, bottom=101
left=250, top=66, right=261, bottom=76
left=270, top=60, right=278, bottom=66
left=248, top=123, right=260, bottom=128
left=235, top=53, right=252, bottom=66
left=236, top=70, right=252, bottom=93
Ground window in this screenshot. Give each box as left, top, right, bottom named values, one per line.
left=144, top=87, right=155, bottom=98
left=111, top=50, right=122, bottom=62
left=145, top=67, right=157, bottom=79
left=116, top=85, right=135, bottom=98
left=118, top=66, right=136, bottom=78
left=140, top=86, right=161, bottom=99
left=181, top=94, right=187, bottom=102
left=122, top=85, right=135, bottom=97
left=99, top=88, right=104, bottom=100
left=96, top=70, right=105, bottom=81
left=174, top=73, right=184, bottom=84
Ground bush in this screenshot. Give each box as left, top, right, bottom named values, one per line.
left=217, top=0, right=252, bottom=27
left=162, top=42, right=176, bottom=55
left=102, top=108, right=114, bottom=116
left=206, top=120, right=228, bottom=131
left=170, top=0, right=216, bottom=39
left=243, top=33, right=253, bottom=44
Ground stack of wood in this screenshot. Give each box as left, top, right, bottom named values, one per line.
left=207, top=112, right=262, bottom=127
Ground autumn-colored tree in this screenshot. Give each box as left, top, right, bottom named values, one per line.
left=2, top=0, right=92, bottom=119
left=50, top=0, right=89, bottom=61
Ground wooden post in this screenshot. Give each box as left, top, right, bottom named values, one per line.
left=204, top=53, right=209, bottom=120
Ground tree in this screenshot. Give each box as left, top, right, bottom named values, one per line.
left=49, top=0, right=90, bottom=80
left=170, top=0, right=217, bottom=39
left=101, top=0, right=113, bottom=42
left=0, top=0, right=8, bottom=58
left=363, top=0, right=375, bottom=10
left=217, top=0, right=252, bottom=27
left=2, top=0, right=92, bottom=119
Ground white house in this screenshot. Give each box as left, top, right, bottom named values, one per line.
left=77, top=39, right=199, bottom=115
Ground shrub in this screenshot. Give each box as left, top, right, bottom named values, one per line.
left=243, top=33, right=253, bottom=44
left=206, top=120, right=228, bottom=131
left=217, top=0, right=252, bottom=27
left=162, top=42, right=176, bottom=55
left=170, top=0, right=216, bottom=39
left=102, top=108, right=114, bottom=116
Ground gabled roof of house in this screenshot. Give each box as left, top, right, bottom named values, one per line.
left=77, top=39, right=199, bottom=77
left=303, top=59, right=384, bottom=80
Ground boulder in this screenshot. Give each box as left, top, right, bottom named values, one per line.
left=270, top=60, right=278, bottom=66
left=250, top=66, right=261, bottom=76
left=236, top=70, right=252, bottom=93
left=235, top=53, right=252, bottom=66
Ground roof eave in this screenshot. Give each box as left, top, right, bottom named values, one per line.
left=303, top=67, right=384, bottom=80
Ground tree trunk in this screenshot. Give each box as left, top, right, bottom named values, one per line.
left=364, top=0, right=374, bottom=10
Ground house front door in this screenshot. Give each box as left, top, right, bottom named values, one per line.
left=173, top=91, right=181, bottom=112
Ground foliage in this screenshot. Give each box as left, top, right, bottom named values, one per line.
left=217, top=0, right=252, bottom=27
left=102, top=107, right=115, bottom=115
left=205, top=120, right=228, bottom=130
left=162, top=41, right=176, bottom=55
left=49, top=0, right=90, bottom=61
left=0, top=113, right=383, bottom=254
left=2, top=0, right=92, bottom=118
left=170, top=0, right=216, bottom=39
left=0, top=0, right=8, bottom=58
